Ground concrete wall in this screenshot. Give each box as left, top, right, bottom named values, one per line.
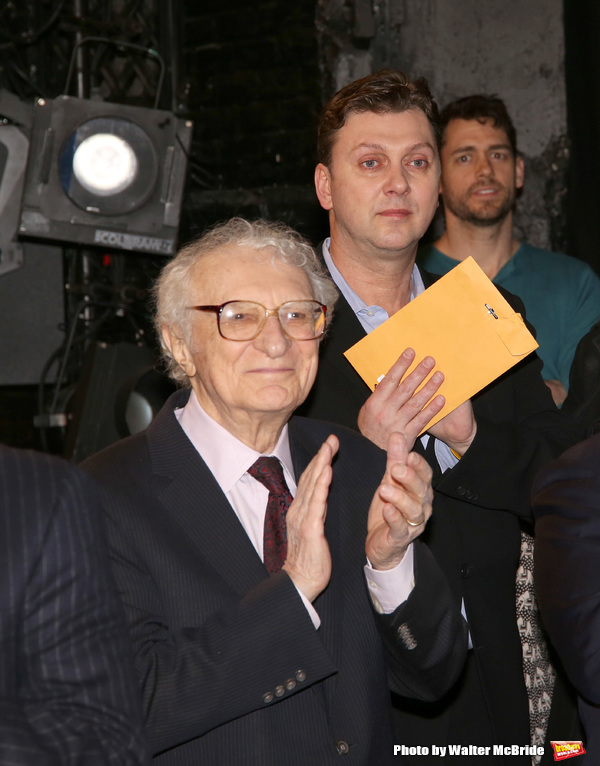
left=317, top=0, right=568, bottom=251
left=180, top=0, right=568, bottom=250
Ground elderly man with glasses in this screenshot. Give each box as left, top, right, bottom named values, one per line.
left=82, top=217, right=466, bottom=766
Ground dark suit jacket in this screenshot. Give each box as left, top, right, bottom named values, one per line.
left=297, top=265, right=583, bottom=763
left=533, top=433, right=600, bottom=760
left=82, top=388, right=467, bottom=765
left=0, top=445, right=148, bottom=765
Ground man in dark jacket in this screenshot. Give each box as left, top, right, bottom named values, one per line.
left=298, top=68, right=583, bottom=763
left=0, top=445, right=148, bottom=764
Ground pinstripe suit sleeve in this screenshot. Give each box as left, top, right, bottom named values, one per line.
left=0, top=446, right=149, bottom=765
left=532, top=433, right=600, bottom=703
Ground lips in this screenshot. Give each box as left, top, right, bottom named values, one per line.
left=377, top=208, right=412, bottom=218
left=249, top=368, right=293, bottom=375
left=469, top=183, right=503, bottom=196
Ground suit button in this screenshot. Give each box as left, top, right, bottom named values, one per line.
left=262, top=692, right=274, bottom=704
left=285, top=678, right=297, bottom=691
left=336, top=740, right=350, bottom=755
left=295, top=669, right=307, bottom=682
left=398, top=623, right=418, bottom=650
left=460, top=564, right=470, bottom=578
left=275, top=685, right=285, bottom=697
left=457, top=485, right=466, bottom=496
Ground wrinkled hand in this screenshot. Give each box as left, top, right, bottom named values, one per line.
left=282, top=435, right=339, bottom=602
left=366, top=432, right=433, bottom=570
left=357, top=349, right=445, bottom=451
left=427, top=399, right=477, bottom=457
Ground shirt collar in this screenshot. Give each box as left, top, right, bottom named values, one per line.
left=321, top=237, right=426, bottom=312
left=175, top=390, right=295, bottom=494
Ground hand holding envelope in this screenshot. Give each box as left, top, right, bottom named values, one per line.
left=345, top=257, right=538, bottom=452
left=356, top=347, right=478, bottom=454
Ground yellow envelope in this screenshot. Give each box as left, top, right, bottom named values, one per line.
left=343, top=256, right=538, bottom=432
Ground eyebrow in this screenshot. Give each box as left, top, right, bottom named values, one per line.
left=450, top=143, right=512, bottom=156
left=353, top=141, right=436, bottom=153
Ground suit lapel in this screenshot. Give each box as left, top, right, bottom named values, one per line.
left=319, top=262, right=436, bottom=465
left=316, top=243, right=370, bottom=390
left=324, top=262, right=437, bottom=353
left=289, top=420, right=344, bottom=703
left=147, top=391, right=269, bottom=596
left=419, top=266, right=436, bottom=289
left=149, top=395, right=348, bottom=709
left=321, top=294, right=370, bottom=384
left=316, top=258, right=439, bottom=406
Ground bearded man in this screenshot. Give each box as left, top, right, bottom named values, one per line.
left=418, top=94, right=600, bottom=406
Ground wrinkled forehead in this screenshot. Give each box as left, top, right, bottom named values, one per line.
left=188, top=244, right=312, bottom=303
left=188, top=244, right=265, bottom=287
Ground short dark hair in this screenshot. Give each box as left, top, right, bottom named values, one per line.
left=439, top=95, right=517, bottom=156
left=317, top=69, right=440, bottom=168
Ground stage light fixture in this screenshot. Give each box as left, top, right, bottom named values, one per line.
left=0, top=89, right=32, bottom=277
left=71, top=131, right=138, bottom=197
left=64, top=342, right=176, bottom=462
left=19, top=95, right=193, bottom=256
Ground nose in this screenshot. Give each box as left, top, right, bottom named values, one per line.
left=253, top=314, right=291, bottom=357
left=475, top=154, right=493, bottom=178
left=383, top=163, right=410, bottom=195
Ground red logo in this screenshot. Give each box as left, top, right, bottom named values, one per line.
left=551, top=742, right=586, bottom=761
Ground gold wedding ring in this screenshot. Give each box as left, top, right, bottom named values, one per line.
left=406, top=514, right=425, bottom=527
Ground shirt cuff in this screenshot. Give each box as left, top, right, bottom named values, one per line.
left=294, top=584, right=321, bottom=629
left=364, top=543, right=415, bottom=614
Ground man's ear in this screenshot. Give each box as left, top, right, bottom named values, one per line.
left=162, top=326, right=197, bottom=379
left=515, top=154, right=525, bottom=190
left=314, top=163, right=333, bottom=211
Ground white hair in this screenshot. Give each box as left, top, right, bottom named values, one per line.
left=153, top=217, right=339, bottom=386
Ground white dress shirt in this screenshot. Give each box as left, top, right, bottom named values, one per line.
left=175, top=391, right=415, bottom=625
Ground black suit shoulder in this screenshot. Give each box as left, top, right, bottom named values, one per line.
left=80, top=394, right=466, bottom=762
left=532, top=433, right=600, bottom=702
left=0, top=446, right=148, bottom=765
left=301, top=258, right=582, bottom=754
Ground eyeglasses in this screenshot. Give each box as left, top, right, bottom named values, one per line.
left=187, top=300, right=327, bottom=341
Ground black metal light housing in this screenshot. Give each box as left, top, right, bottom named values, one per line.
left=19, top=95, right=192, bottom=255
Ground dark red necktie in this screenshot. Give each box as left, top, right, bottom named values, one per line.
left=248, top=457, right=292, bottom=574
